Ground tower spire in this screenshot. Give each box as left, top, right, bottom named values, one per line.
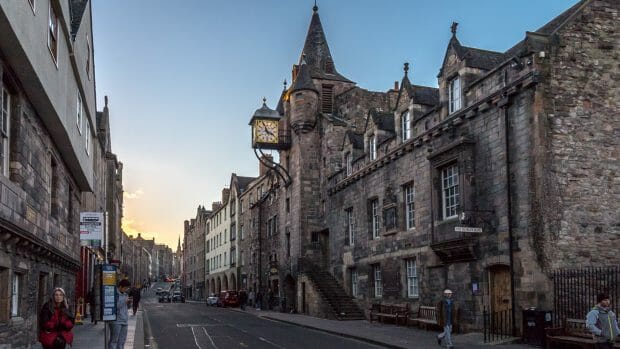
left=313, top=0, right=318, bottom=12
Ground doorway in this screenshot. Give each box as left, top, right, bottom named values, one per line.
left=488, top=265, right=512, bottom=336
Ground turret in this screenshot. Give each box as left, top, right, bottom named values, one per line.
left=289, top=62, right=319, bottom=133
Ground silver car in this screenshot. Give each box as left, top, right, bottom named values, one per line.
left=206, top=293, right=218, bottom=306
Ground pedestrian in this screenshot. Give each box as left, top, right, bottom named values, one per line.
left=87, top=287, right=98, bottom=324
left=108, top=279, right=132, bottom=349
left=38, top=287, right=75, bottom=349
left=586, top=293, right=620, bottom=349
left=268, top=288, right=274, bottom=310
left=248, top=288, right=255, bottom=307
left=436, top=289, right=458, bottom=348
left=130, top=286, right=141, bottom=316
left=255, top=290, right=262, bottom=310
left=239, top=289, right=248, bottom=311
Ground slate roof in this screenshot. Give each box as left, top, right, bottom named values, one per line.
left=290, top=62, right=318, bottom=93
left=370, top=109, right=395, bottom=133
left=69, top=0, right=89, bottom=39
left=400, top=75, right=439, bottom=106
left=237, top=176, right=257, bottom=193
left=299, top=6, right=352, bottom=83
left=345, top=131, right=364, bottom=149
left=447, top=35, right=507, bottom=72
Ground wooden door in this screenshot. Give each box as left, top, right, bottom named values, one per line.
left=490, top=266, right=511, bottom=313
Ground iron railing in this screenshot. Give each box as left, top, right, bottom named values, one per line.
left=552, top=266, right=620, bottom=326
left=483, top=307, right=512, bottom=343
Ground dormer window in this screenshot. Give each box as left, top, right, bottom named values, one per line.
left=401, top=111, right=411, bottom=141
left=345, top=152, right=352, bottom=176
left=449, top=76, right=461, bottom=114
left=369, top=135, right=377, bottom=161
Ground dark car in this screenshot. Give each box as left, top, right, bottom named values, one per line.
left=171, top=291, right=185, bottom=303
left=158, top=291, right=171, bottom=303
left=218, top=290, right=239, bottom=307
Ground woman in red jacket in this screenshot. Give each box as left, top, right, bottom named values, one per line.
left=38, top=287, right=75, bottom=349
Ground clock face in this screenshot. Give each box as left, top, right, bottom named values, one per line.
left=254, top=119, right=279, bottom=144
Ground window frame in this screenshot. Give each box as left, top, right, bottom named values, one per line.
left=405, top=183, right=415, bottom=230
left=449, top=76, right=462, bottom=114
left=47, top=2, right=59, bottom=65
left=11, top=272, right=21, bottom=317
left=351, top=269, right=358, bottom=298
left=0, top=87, right=11, bottom=177
left=371, top=199, right=380, bottom=239
left=369, top=135, right=377, bottom=161
left=373, top=264, right=382, bottom=298
left=406, top=259, right=419, bottom=298
left=401, top=111, right=411, bottom=141
left=346, top=207, right=354, bottom=246
left=441, top=163, right=460, bottom=219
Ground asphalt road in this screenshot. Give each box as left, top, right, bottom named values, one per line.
left=142, top=283, right=382, bottom=349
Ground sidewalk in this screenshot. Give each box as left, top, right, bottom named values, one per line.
left=230, top=306, right=529, bottom=349
left=32, top=309, right=143, bottom=349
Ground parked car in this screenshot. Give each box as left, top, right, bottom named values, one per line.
left=218, top=290, right=239, bottom=307
left=207, top=293, right=218, bottom=306
left=156, top=287, right=163, bottom=295
left=158, top=291, right=171, bottom=303
left=171, top=291, right=185, bottom=303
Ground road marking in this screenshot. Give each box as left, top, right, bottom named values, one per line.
left=239, top=343, right=248, bottom=347
left=177, top=323, right=223, bottom=327
left=202, top=326, right=219, bottom=349
left=258, top=336, right=287, bottom=349
left=191, top=326, right=204, bottom=349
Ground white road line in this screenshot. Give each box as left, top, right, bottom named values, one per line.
left=258, top=336, right=287, bottom=349
left=202, top=326, right=219, bottom=349
left=191, top=326, right=204, bottom=349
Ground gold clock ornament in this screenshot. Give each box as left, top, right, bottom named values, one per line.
left=254, top=119, right=279, bottom=144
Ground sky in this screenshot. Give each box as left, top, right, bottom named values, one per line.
left=91, top=0, right=579, bottom=249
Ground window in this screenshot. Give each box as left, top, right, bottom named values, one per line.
left=441, top=164, right=460, bottom=219
left=321, top=84, right=334, bottom=114
left=0, top=87, right=11, bottom=177
left=230, top=200, right=236, bottom=216
left=48, top=2, right=58, bottom=64
left=286, top=198, right=290, bottom=213
left=401, top=111, right=411, bottom=141
left=351, top=269, right=358, bottom=298
left=11, top=273, right=21, bottom=317
left=406, top=259, right=419, bottom=298
left=85, top=121, right=91, bottom=155
left=240, top=251, right=245, bottom=266
left=346, top=208, right=354, bottom=246
left=373, top=265, right=382, bottom=298
left=239, top=199, right=243, bottom=214
left=286, top=231, right=291, bottom=258
left=345, top=152, right=352, bottom=176
left=405, top=184, right=415, bottom=230
left=369, top=135, right=377, bottom=161
left=76, top=92, right=83, bottom=133
left=240, top=225, right=244, bottom=240
left=371, top=199, right=380, bottom=239
left=449, top=77, right=461, bottom=113
left=230, top=224, right=236, bottom=241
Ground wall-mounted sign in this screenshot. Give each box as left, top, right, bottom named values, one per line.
left=455, top=226, right=482, bottom=233
left=100, top=264, right=117, bottom=321
left=80, top=212, right=103, bottom=247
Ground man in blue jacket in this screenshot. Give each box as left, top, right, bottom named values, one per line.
left=586, top=293, right=620, bottom=349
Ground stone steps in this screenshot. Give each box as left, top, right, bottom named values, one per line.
left=304, top=269, right=365, bottom=320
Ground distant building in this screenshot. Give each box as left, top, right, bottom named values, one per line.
left=184, top=206, right=210, bottom=299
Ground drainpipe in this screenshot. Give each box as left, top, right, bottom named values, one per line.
left=501, top=93, right=517, bottom=337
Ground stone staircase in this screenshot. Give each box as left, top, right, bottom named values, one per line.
left=303, top=268, right=365, bottom=320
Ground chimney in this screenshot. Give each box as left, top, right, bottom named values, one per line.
left=212, top=202, right=222, bottom=211
left=184, top=220, right=189, bottom=233
left=394, top=81, right=399, bottom=91
left=259, top=155, right=273, bottom=177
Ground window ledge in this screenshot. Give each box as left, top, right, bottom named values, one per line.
left=10, top=317, right=24, bottom=325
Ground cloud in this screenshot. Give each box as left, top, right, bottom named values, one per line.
left=124, top=189, right=144, bottom=200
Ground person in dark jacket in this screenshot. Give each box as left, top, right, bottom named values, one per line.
left=436, top=289, right=458, bottom=348
left=586, top=293, right=620, bottom=349
left=129, top=286, right=141, bottom=315
left=38, top=287, right=75, bottom=349
left=239, top=290, right=248, bottom=310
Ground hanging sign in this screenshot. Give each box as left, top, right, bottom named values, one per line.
left=80, top=212, right=104, bottom=247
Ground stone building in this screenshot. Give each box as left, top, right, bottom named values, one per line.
left=173, top=236, right=182, bottom=278
left=184, top=205, right=210, bottom=299
left=204, top=190, right=234, bottom=296
left=0, top=0, right=114, bottom=346
left=247, top=0, right=619, bottom=333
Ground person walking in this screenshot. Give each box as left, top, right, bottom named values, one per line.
left=586, top=293, right=620, bottom=349
left=248, top=288, right=255, bottom=307
left=38, top=287, right=75, bottom=349
left=87, top=287, right=98, bottom=324
left=130, top=285, right=141, bottom=316
left=239, top=289, right=248, bottom=311
left=255, top=290, right=263, bottom=310
left=436, top=289, right=458, bottom=348
left=108, top=279, right=132, bottom=349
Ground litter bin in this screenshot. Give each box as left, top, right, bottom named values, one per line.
left=522, top=309, right=553, bottom=347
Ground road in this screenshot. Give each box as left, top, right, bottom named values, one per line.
left=142, top=282, right=381, bottom=349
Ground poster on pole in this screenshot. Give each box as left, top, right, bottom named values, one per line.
left=80, top=212, right=103, bottom=247
left=101, top=264, right=117, bottom=321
